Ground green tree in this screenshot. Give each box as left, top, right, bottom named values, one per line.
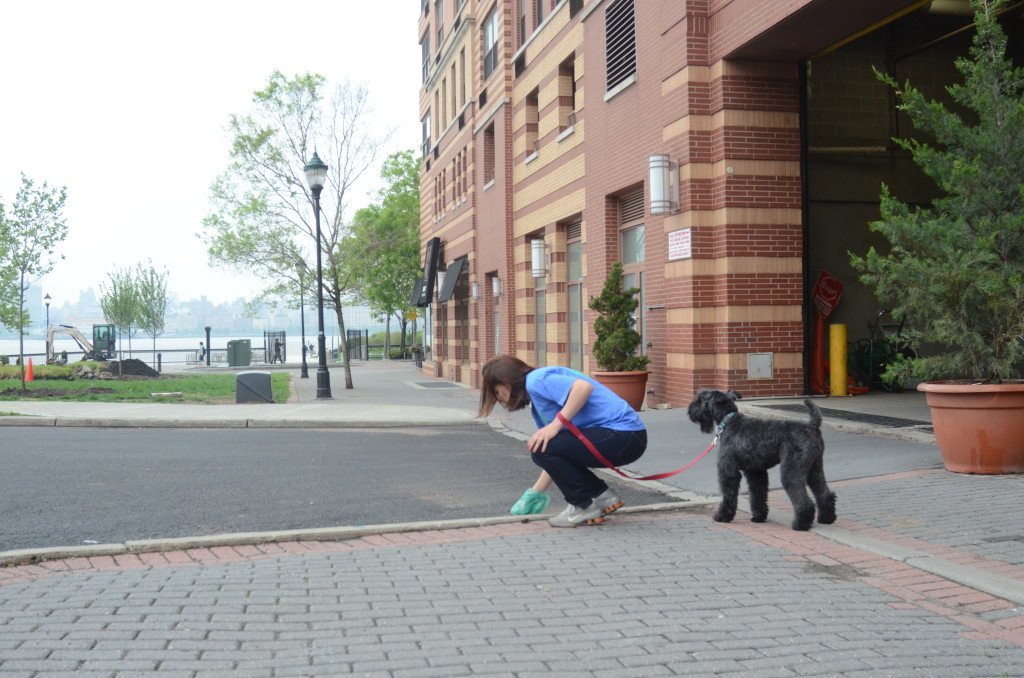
left=0, top=173, right=68, bottom=388
left=589, top=262, right=650, bottom=372
left=136, top=261, right=169, bottom=365
left=852, top=0, right=1024, bottom=383
left=202, top=71, right=392, bottom=389
left=349, top=150, right=421, bottom=356
left=99, top=266, right=141, bottom=366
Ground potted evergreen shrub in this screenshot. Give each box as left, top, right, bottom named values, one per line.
left=589, top=261, right=650, bottom=411
left=851, top=0, right=1024, bottom=474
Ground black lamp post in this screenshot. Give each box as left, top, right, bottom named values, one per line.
left=43, top=293, right=51, bottom=329
left=299, top=269, right=309, bottom=379
left=304, top=151, right=332, bottom=399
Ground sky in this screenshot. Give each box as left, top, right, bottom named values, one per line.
left=1, top=1, right=421, bottom=306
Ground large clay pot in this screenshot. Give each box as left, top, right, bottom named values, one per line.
left=917, top=381, right=1024, bottom=474
left=592, top=370, right=649, bottom=412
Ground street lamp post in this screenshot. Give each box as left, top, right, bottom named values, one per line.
left=299, top=277, right=309, bottom=379
left=304, top=151, right=332, bottom=399
left=43, top=293, right=51, bottom=329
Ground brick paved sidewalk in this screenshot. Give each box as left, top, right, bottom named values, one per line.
left=2, top=493, right=1022, bottom=676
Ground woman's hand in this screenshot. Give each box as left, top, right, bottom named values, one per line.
left=528, top=420, right=563, bottom=453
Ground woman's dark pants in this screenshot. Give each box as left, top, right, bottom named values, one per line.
left=531, top=428, right=647, bottom=507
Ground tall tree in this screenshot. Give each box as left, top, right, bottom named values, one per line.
left=0, top=173, right=68, bottom=389
left=99, top=266, right=141, bottom=366
left=202, top=71, right=392, bottom=389
left=136, top=261, right=169, bottom=365
left=349, top=150, right=421, bottom=357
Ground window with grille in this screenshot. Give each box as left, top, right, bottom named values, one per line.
left=605, top=0, right=636, bottom=92
left=421, top=35, right=431, bottom=83
left=484, top=9, right=500, bottom=80
left=566, top=220, right=584, bottom=372
left=483, top=123, right=496, bottom=184
left=619, top=190, right=646, bottom=355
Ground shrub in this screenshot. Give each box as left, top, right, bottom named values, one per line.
left=589, top=261, right=650, bottom=372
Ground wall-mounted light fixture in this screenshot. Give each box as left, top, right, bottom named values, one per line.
left=491, top=276, right=501, bottom=298
left=436, top=270, right=446, bottom=299
left=530, top=238, right=549, bottom=278
left=649, top=154, right=680, bottom=215
left=471, top=281, right=480, bottom=299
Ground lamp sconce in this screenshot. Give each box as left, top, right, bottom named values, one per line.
left=436, top=270, right=446, bottom=299
left=471, top=281, right=480, bottom=300
left=649, top=154, right=680, bottom=215
left=491, top=276, right=501, bottom=298
left=530, top=238, right=550, bottom=278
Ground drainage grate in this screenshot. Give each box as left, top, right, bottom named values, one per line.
left=760, top=404, right=931, bottom=429
left=412, top=381, right=463, bottom=389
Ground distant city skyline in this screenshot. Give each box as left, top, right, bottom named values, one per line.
left=2, top=1, right=420, bottom=306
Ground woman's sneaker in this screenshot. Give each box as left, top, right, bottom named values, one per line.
left=548, top=501, right=605, bottom=527
left=593, top=489, right=624, bottom=516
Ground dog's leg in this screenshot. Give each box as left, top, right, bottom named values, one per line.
left=714, top=466, right=741, bottom=523
left=780, top=468, right=816, bottom=531
left=808, top=457, right=837, bottom=524
left=744, top=469, right=769, bottom=522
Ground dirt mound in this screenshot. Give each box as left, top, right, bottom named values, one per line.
left=102, top=359, right=160, bottom=378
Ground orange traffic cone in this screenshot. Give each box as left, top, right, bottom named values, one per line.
left=25, top=357, right=34, bottom=382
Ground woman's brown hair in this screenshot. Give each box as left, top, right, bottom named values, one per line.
left=478, top=354, right=534, bottom=416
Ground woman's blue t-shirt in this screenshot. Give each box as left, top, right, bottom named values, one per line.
left=526, top=366, right=645, bottom=431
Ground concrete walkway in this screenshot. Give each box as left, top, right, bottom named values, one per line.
left=1, top=360, right=1022, bottom=675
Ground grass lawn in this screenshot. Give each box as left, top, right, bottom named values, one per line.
left=0, top=372, right=292, bottom=404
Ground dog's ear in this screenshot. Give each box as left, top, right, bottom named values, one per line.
left=726, top=390, right=742, bottom=401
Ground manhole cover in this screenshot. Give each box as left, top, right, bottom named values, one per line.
left=412, top=382, right=463, bottom=389
left=760, top=404, right=930, bottom=429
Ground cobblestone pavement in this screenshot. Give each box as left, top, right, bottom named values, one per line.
left=2, top=485, right=1023, bottom=677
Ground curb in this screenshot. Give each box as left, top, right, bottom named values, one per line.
left=0, top=500, right=714, bottom=568
left=0, top=416, right=486, bottom=429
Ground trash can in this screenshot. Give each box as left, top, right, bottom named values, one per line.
left=226, top=339, right=252, bottom=367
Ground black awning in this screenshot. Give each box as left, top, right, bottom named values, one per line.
left=437, top=256, right=466, bottom=303
left=409, top=277, right=426, bottom=307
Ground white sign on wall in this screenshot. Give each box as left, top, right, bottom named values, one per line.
left=668, top=228, right=692, bottom=261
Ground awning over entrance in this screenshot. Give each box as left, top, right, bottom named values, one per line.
left=723, top=0, right=929, bottom=61
left=437, top=256, right=466, bottom=303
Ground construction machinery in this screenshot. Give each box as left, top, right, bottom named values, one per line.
left=46, top=324, right=116, bottom=364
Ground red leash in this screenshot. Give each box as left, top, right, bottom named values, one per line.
left=555, top=413, right=716, bottom=481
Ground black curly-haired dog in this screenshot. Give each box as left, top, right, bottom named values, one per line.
left=687, top=389, right=836, bottom=531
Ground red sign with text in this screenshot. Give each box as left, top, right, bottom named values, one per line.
left=812, top=270, right=843, bottom=318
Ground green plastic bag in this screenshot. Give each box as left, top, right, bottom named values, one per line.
left=510, top=488, right=550, bottom=515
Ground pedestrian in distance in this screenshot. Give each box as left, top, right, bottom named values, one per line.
left=478, top=354, right=647, bottom=528
left=272, top=339, right=283, bottom=364
left=198, top=342, right=205, bottom=362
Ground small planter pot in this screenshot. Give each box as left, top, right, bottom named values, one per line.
left=917, top=381, right=1024, bottom=474
left=592, top=370, right=649, bottom=412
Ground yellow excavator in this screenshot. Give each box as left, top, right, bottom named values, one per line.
left=46, top=324, right=116, bottom=364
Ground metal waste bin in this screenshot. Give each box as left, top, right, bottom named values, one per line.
left=226, top=339, right=252, bottom=367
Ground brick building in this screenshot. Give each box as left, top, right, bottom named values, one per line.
left=416, top=0, right=1018, bottom=406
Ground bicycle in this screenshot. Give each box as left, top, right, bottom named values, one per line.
left=849, top=311, right=918, bottom=392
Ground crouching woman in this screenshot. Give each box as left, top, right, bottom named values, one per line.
left=478, top=354, right=647, bottom=527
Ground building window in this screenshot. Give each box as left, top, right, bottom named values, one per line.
left=535, top=0, right=544, bottom=27
left=605, top=0, right=636, bottom=92
left=441, top=78, right=447, bottom=128
left=421, top=113, right=431, bottom=158
left=534, top=238, right=547, bottom=366
left=483, top=8, right=500, bottom=80
left=524, top=88, right=539, bottom=160
left=518, top=0, right=527, bottom=48
left=558, top=55, right=576, bottom=131
left=566, top=221, right=584, bottom=372
left=619, top=190, right=646, bottom=355
left=459, top=48, right=466, bottom=109
left=421, top=35, right=431, bottom=83
left=435, top=0, right=445, bottom=46
left=483, top=123, right=495, bottom=184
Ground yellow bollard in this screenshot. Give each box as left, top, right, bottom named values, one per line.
left=829, top=323, right=848, bottom=396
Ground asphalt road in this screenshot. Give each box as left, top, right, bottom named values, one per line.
left=0, top=425, right=670, bottom=552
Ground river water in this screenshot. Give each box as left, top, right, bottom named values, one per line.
left=0, top=335, right=340, bottom=362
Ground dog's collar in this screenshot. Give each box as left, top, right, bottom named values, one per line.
left=715, top=412, right=737, bottom=434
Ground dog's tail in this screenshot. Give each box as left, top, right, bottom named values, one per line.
left=804, top=399, right=822, bottom=429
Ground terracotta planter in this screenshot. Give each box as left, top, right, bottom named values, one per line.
left=917, top=381, right=1024, bottom=474
left=592, top=370, right=649, bottom=412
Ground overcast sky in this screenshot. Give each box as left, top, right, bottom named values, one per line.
left=1, top=0, right=421, bottom=306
